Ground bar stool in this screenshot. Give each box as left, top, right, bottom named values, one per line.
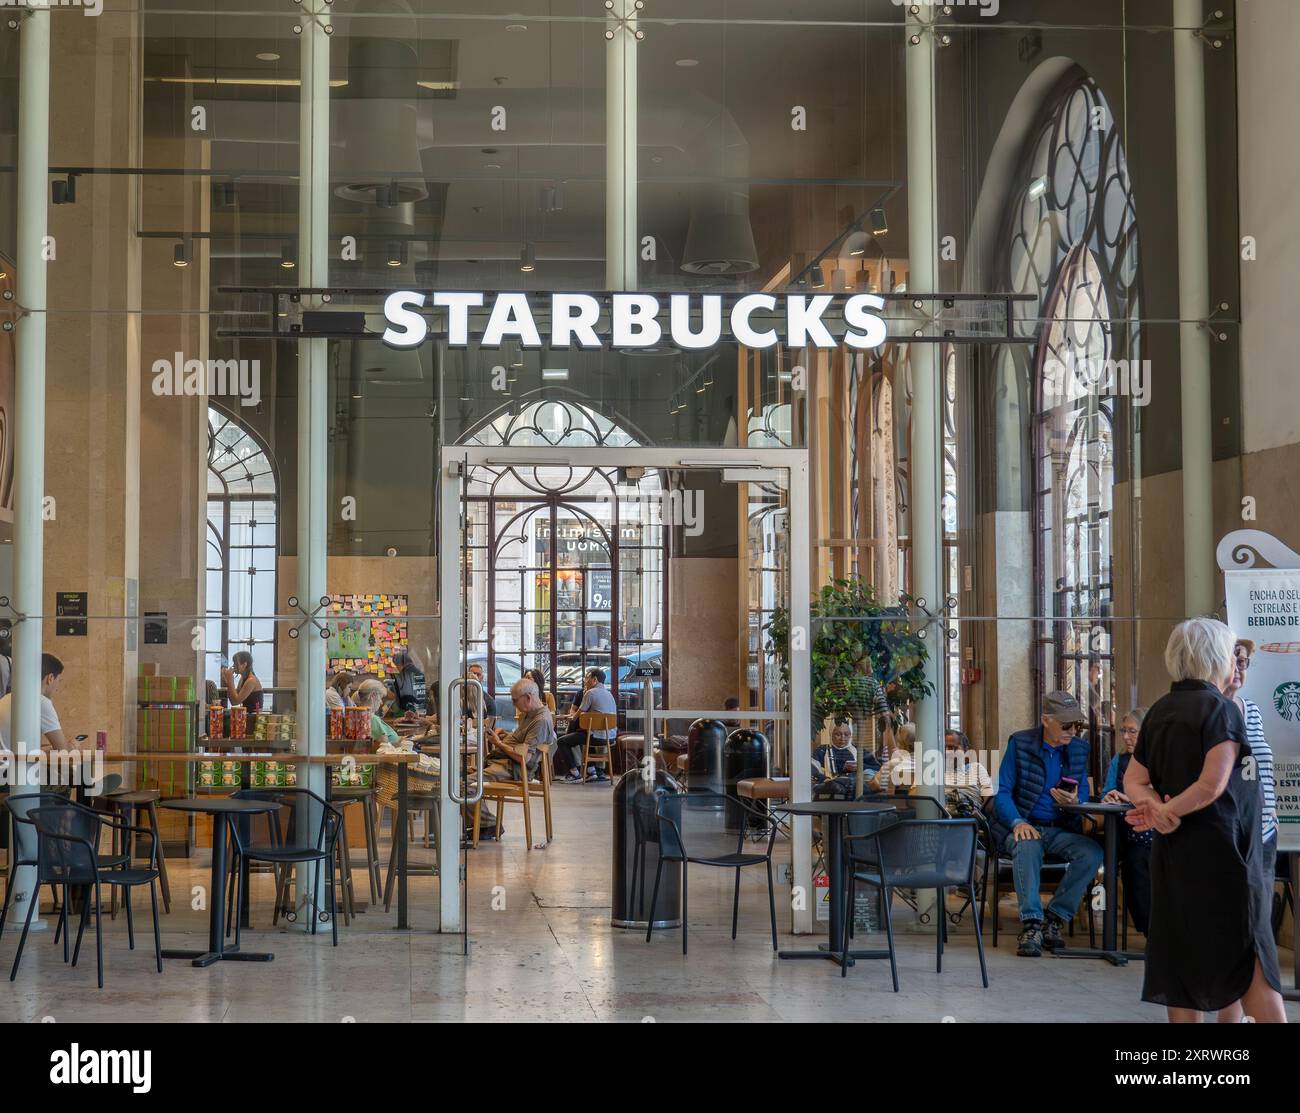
left=100, top=788, right=171, bottom=914
left=381, top=795, right=440, bottom=912
left=332, top=785, right=381, bottom=905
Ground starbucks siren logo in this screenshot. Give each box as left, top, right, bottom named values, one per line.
left=1273, top=682, right=1300, bottom=723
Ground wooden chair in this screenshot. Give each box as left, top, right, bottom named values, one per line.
left=471, top=743, right=553, bottom=850
left=579, top=713, right=618, bottom=783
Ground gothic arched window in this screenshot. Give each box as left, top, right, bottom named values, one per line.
left=206, top=405, right=279, bottom=691
left=1008, top=69, right=1139, bottom=753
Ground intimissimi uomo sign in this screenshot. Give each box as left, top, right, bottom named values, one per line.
left=381, top=291, right=889, bottom=353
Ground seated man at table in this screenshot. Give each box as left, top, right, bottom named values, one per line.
left=0, top=652, right=72, bottom=761
left=989, top=690, right=1103, bottom=958
left=554, top=668, right=617, bottom=781
left=477, top=678, right=557, bottom=837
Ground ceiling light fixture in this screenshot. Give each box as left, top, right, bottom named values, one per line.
left=541, top=368, right=569, bottom=381
left=844, top=229, right=870, bottom=256
left=280, top=242, right=296, bottom=269
left=675, top=58, right=698, bottom=67
left=869, top=207, right=889, bottom=236
left=256, top=52, right=281, bottom=62
left=810, top=264, right=826, bottom=289
left=386, top=241, right=407, bottom=267
left=173, top=241, right=189, bottom=268
left=519, top=242, right=536, bottom=273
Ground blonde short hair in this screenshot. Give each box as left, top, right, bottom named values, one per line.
left=355, top=678, right=388, bottom=708
left=895, top=722, right=916, bottom=752
left=1164, top=617, right=1236, bottom=686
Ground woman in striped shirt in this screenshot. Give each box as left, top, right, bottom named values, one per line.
left=1229, top=639, right=1279, bottom=883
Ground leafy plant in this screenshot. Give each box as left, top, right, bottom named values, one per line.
left=765, top=576, right=933, bottom=735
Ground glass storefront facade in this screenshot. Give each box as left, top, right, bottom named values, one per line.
left=0, top=1, right=1259, bottom=947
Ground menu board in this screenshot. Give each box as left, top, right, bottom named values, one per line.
left=326, top=593, right=409, bottom=677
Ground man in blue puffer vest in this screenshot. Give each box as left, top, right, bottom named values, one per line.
left=989, top=691, right=1103, bottom=957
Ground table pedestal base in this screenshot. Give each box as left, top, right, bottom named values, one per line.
left=163, top=947, right=274, bottom=968
left=1054, top=947, right=1144, bottom=967
left=779, top=944, right=891, bottom=967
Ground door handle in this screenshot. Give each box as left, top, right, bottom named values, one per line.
left=463, top=678, right=486, bottom=805
left=447, top=678, right=467, bottom=805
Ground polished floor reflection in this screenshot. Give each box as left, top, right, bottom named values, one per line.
left=1, top=786, right=1294, bottom=1023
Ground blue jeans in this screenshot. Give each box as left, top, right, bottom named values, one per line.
left=1002, top=826, right=1104, bottom=924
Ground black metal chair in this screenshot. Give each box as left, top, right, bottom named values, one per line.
left=976, top=810, right=1096, bottom=948
left=17, top=803, right=162, bottom=988
left=2, top=792, right=76, bottom=945
left=226, top=788, right=344, bottom=946
left=645, top=790, right=780, bottom=955
left=842, top=817, right=988, bottom=991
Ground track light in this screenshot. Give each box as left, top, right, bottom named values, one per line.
left=280, top=243, right=296, bottom=269
left=519, top=242, right=536, bottom=272
left=51, top=175, right=76, bottom=205
left=869, top=207, right=889, bottom=237
left=173, top=241, right=189, bottom=268
left=844, top=230, right=869, bottom=257
left=386, top=241, right=407, bottom=267
left=810, top=264, right=825, bottom=289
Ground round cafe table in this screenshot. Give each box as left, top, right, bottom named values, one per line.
left=1054, top=800, right=1143, bottom=967
left=160, top=797, right=280, bottom=967
left=773, top=799, right=899, bottom=965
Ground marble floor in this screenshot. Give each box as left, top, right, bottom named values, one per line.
left=1, top=785, right=1295, bottom=1023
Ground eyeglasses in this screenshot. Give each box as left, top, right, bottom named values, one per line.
left=1235, top=656, right=1251, bottom=669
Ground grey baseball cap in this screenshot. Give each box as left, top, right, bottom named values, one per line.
left=1042, top=690, right=1084, bottom=724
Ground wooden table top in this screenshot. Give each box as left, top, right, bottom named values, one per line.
left=102, top=751, right=420, bottom=765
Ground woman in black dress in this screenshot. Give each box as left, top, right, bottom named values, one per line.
left=1124, top=618, right=1286, bottom=1023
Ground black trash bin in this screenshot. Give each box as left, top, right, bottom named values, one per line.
left=724, top=728, right=770, bottom=832
left=611, top=767, right=683, bottom=929
left=686, top=718, right=727, bottom=801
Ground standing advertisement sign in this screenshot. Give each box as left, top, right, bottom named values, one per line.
left=1225, top=567, right=1300, bottom=826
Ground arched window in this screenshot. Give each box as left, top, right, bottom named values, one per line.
left=206, top=405, right=279, bottom=692
left=1004, top=69, right=1140, bottom=752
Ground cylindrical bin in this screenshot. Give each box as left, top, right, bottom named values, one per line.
left=686, top=718, right=728, bottom=802
left=724, top=728, right=770, bottom=833
left=611, top=767, right=683, bottom=929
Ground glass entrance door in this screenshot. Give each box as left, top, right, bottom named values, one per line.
left=438, top=446, right=813, bottom=938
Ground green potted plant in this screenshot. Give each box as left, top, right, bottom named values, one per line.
left=766, top=576, right=933, bottom=738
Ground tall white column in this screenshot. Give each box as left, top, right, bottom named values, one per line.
left=294, top=1, right=331, bottom=920
left=9, top=6, right=52, bottom=929
left=605, top=0, right=638, bottom=290
left=1174, top=0, right=1216, bottom=617
left=905, top=9, right=947, bottom=797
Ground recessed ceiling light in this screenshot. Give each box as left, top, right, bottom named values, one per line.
left=675, top=58, right=698, bottom=67
left=484, top=163, right=502, bottom=171
left=506, top=24, right=527, bottom=32
left=542, top=368, right=569, bottom=381
left=256, top=52, right=281, bottom=62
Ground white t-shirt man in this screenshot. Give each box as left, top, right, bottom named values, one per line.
left=0, top=691, right=62, bottom=755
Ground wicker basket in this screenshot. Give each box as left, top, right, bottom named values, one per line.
left=375, top=762, right=439, bottom=811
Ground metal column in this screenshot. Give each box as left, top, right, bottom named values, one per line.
left=1174, top=0, right=1216, bottom=617
left=9, top=5, right=52, bottom=929
left=294, top=0, right=331, bottom=921
left=605, top=0, right=638, bottom=291
left=905, top=9, right=947, bottom=794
